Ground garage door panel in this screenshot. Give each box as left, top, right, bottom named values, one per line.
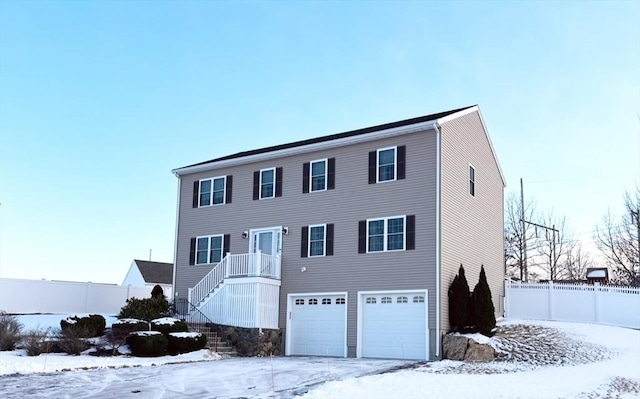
left=361, top=292, right=427, bottom=360
left=289, top=294, right=346, bottom=357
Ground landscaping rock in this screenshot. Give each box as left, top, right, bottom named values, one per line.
left=464, top=341, right=495, bottom=362
left=442, top=335, right=469, bottom=360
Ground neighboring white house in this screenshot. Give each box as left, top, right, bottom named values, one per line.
left=122, top=260, right=173, bottom=298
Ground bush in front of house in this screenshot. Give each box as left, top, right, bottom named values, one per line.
left=118, top=296, right=170, bottom=322
left=111, top=318, right=149, bottom=334
left=55, top=328, right=90, bottom=355
left=167, top=332, right=207, bottom=354
left=472, top=265, right=496, bottom=336
left=127, top=331, right=168, bottom=357
left=150, top=317, right=188, bottom=336
left=448, top=264, right=471, bottom=332
left=0, top=311, right=23, bottom=351
left=151, top=284, right=165, bottom=299
left=23, top=328, right=54, bottom=356
left=60, top=314, right=106, bottom=337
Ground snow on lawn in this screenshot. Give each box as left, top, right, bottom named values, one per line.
left=299, top=320, right=640, bottom=399
left=1, top=315, right=639, bottom=399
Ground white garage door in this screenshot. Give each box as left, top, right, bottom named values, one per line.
left=361, top=292, right=427, bottom=360
left=289, top=294, right=346, bottom=357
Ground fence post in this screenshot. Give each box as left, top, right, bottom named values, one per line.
left=224, top=253, right=230, bottom=278
left=504, top=279, right=510, bottom=318
left=594, top=282, right=601, bottom=323
left=548, top=281, right=555, bottom=320
left=256, top=250, right=262, bottom=276
left=188, top=287, right=192, bottom=304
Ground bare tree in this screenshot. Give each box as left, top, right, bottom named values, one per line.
left=535, top=214, right=570, bottom=281
left=563, top=241, right=593, bottom=280
left=504, top=193, right=538, bottom=280
left=595, top=188, right=640, bottom=286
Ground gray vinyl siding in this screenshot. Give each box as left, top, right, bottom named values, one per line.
left=439, top=111, right=505, bottom=335
left=174, top=128, right=439, bottom=357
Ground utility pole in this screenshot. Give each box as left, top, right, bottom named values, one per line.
left=520, top=178, right=527, bottom=281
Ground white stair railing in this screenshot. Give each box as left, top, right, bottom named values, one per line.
left=188, top=252, right=282, bottom=306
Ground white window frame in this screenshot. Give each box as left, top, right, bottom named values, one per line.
left=199, top=176, right=226, bottom=207
left=260, top=167, right=276, bottom=199
left=366, top=215, right=406, bottom=253
left=376, top=146, right=397, bottom=183
left=469, top=163, right=475, bottom=197
left=195, top=234, right=224, bottom=265
left=309, top=159, right=328, bottom=192
left=308, top=223, right=327, bottom=257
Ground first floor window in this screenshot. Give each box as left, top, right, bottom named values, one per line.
left=196, top=235, right=223, bottom=264
left=309, top=225, right=326, bottom=257
left=368, top=216, right=405, bottom=252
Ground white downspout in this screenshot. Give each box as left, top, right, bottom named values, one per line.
left=171, top=175, right=181, bottom=302
left=434, top=122, right=442, bottom=358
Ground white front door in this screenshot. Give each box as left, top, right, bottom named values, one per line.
left=249, top=227, right=282, bottom=256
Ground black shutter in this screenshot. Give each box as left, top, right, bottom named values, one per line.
left=406, top=215, right=415, bottom=250
left=368, top=151, right=376, bottom=184
left=358, top=220, right=367, bottom=253
left=253, top=171, right=260, bottom=200
left=326, top=223, right=334, bottom=256
left=301, top=226, right=308, bottom=258
left=225, top=175, right=233, bottom=204
left=275, top=167, right=283, bottom=197
left=397, top=145, right=406, bottom=180
left=192, top=181, right=199, bottom=208
left=302, top=162, right=310, bottom=194
left=223, top=234, right=230, bottom=255
left=327, top=158, right=336, bottom=190
left=189, top=238, right=196, bottom=265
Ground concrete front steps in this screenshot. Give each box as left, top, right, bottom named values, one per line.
left=188, top=323, right=237, bottom=357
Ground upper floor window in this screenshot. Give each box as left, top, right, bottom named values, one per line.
left=192, top=175, right=232, bottom=208
left=469, top=164, right=476, bottom=197
left=189, top=234, right=230, bottom=265
left=253, top=167, right=283, bottom=200
left=358, top=215, right=415, bottom=254
left=302, top=158, right=336, bottom=193
left=369, top=146, right=405, bottom=184
left=300, top=223, right=334, bottom=258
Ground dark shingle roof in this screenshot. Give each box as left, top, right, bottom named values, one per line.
left=134, top=260, right=173, bottom=285
left=178, top=105, right=475, bottom=170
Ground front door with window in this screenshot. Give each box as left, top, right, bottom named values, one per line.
left=249, top=227, right=282, bottom=276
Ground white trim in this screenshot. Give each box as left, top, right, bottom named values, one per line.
left=198, top=175, right=226, bottom=207
left=356, top=289, right=429, bottom=360
left=172, top=121, right=439, bottom=176
left=285, top=291, right=348, bottom=358
left=172, top=178, right=181, bottom=298
left=309, top=158, right=328, bottom=192
left=376, top=146, right=397, bottom=183
left=365, top=215, right=406, bottom=253
left=195, top=234, right=224, bottom=265
left=435, top=125, right=441, bottom=357
left=468, top=163, right=476, bottom=197
left=259, top=167, right=276, bottom=199
left=248, top=226, right=283, bottom=256
left=308, top=223, right=327, bottom=257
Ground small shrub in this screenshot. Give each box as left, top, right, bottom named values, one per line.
left=167, top=332, right=206, bottom=354
left=105, top=318, right=149, bottom=355
left=150, top=318, right=188, bottom=336
left=119, top=297, right=169, bottom=322
left=23, top=328, right=54, bottom=356
left=151, top=284, right=164, bottom=299
left=127, top=331, right=168, bottom=357
left=60, top=314, right=106, bottom=337
left=448, top=264, right=471, bottom=332
left=0, top=311, right=23, bottom=351
left=55, top=328, right=90, bottom=355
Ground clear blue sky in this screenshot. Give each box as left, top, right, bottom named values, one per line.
left=1, top=1, right=638, bottom=284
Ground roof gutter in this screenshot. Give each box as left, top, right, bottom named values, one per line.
left=171, top=119, right=440, bottom=177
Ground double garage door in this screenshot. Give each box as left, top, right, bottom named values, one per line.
left=288, top=291, right=427, bottom=360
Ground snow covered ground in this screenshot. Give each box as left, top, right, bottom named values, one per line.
left=0, top=315, right=638, bottom=398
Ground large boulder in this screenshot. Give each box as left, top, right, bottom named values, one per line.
left=442, top=335, right=469, bottom=360
left=464, top=341, right=495, bottom=362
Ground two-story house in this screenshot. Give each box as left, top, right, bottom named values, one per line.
left=171, top=105, right=505, bottom=361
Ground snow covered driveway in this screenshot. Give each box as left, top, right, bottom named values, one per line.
left=0, top=356, right=413, bottom=398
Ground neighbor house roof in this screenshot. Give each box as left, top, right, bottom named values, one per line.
left=173, top=105, right=478, bottom=175
left=134, top=260, right=173, bottom=285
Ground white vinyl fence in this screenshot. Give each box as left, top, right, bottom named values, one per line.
left=505, top=280, right=640, bottom=329
left=0, top=278, right=155, bottom=315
